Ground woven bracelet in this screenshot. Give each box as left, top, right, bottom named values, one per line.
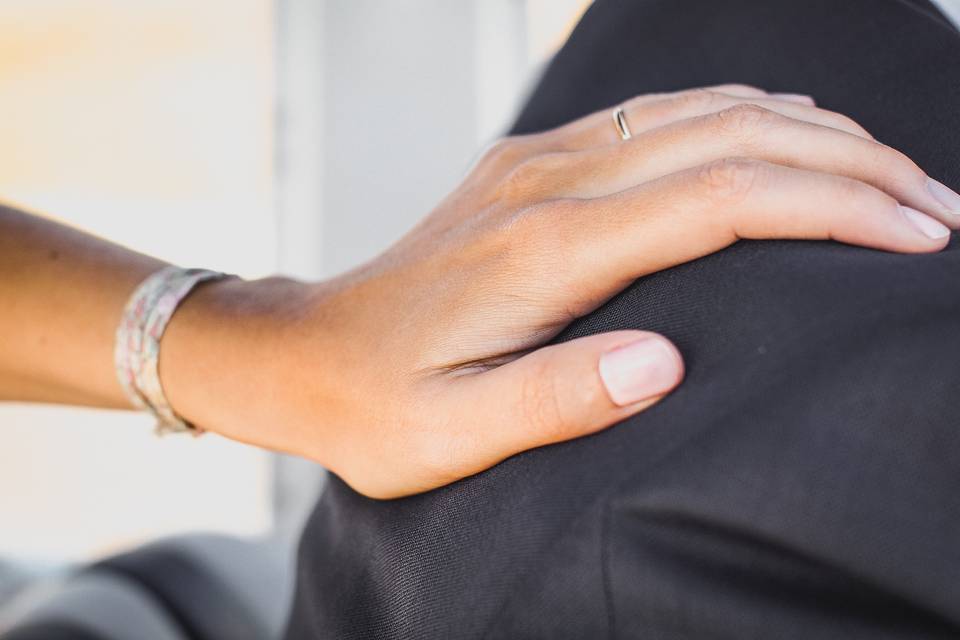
left=114, top=266, right=229, bottom=435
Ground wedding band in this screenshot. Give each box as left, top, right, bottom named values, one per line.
left=612, top=107, right=632, bottom=141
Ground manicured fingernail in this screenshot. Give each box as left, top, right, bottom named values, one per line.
left=927, top=178, right=960, bottom=215
left=599, top=337, right=683, bottom=406
left=771, top=93, right=816, bottom=105
left=901, top=205, right=950, bottom=239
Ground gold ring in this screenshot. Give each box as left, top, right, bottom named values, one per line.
left=612, top=107, right=632, bottom=141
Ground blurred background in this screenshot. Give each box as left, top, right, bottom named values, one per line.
left=0, top=0, right=591, bottom=582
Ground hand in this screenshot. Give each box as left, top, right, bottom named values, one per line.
left=162, top=84, right=957, bottom=498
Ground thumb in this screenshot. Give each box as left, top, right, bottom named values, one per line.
left=452, top=331, right=685, bottom=460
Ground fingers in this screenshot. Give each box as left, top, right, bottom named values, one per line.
left=498, top=85, right=810, bottom=161
left=512, top=104, right=958, bottom=229
left=769, top=93, right=817, bottom=105
left=472, top=85, right=837, bottom=186
left=618, top=92, right=869, bottom=140
left=707, top=83, right=773, bottom=99
left=555, top=159, right=950, bottom=297
left=543, top=86, right=858, bottom=152
left=435, top=331, right=683, bottom=474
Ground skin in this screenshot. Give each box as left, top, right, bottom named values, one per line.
left=1, top=84, right=956, bottom=499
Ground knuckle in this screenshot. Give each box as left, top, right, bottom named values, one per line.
left=480, top=136, right=531, bottom=172
left=834, top=172, right=891, bottom=209
left=829, top=173, right=898, bottom=221
left=835, top=113, right=874, bottom=139
left=863, top=141, right=896, bottom=173
left=871, top=142, right=926, bottom=185
left=713, top=103, right=778, bottom=139
left=674, top=87, right=720, bottom=111
left=519, top=356, right=570, bottom=442
left=497, top=153, right=564, bottom=205
left=834, top=174, right=873, bottom=205
left=696, top=157, right=766, bottom=203
left=499, top=158, right=543, bottom=205
left=485, top=200, right=568, bottom=271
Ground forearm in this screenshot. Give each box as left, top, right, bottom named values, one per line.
left=0, top=201, right=326, bottom=453
left=0, top=203, right=166, bottom=407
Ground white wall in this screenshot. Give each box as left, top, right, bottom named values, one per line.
left=0, top=0, right=277, bottom=563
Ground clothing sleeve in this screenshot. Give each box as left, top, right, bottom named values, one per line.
left=600, top=241, right=960, bottom=639
left=284, top=1, right=960, bottom=638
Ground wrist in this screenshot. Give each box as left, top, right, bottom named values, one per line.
left=158, top=275, right=317, bottom=446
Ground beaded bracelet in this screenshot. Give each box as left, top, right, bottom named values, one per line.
left=114, top=266, right=229, bottom=435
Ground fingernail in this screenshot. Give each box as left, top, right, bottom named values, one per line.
left=771, top=93, right=816, bottom=105
left=927, top=178, right=960, bottom=215
left=901, top=205, right=950, bottom=239
left=599, top=337, right=683, bottom=406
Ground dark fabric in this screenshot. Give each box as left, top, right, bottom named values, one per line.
left=2, top=622, right=105, bottom=640
left=285, top=1, right=960, bottom=638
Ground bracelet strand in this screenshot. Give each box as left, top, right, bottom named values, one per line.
left=114, top=266, right=229, bottom=435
